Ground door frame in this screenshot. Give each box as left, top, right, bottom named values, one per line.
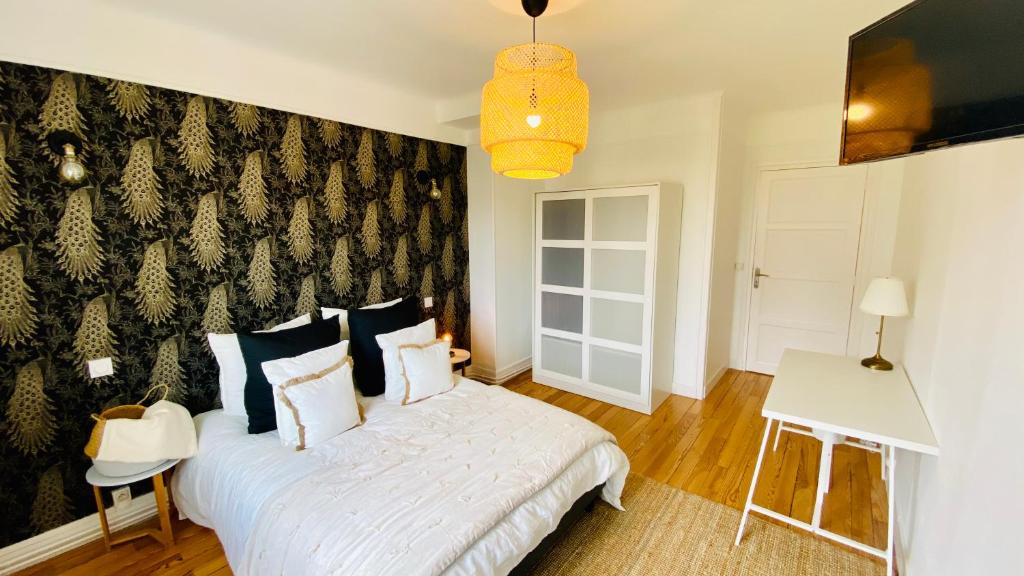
left=740, top=160, right=870, bottom=373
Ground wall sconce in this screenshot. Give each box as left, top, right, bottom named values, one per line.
left=416, top=169, right=442, bottom=201
left=47, top=130, right=87, bottom=185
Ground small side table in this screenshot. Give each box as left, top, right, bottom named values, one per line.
left=450, top=348, right=471, bottom=375
left=86, top=458, right=179, bottom=550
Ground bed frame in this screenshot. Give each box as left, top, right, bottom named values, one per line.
left=509, top=483, right=605, bottom=575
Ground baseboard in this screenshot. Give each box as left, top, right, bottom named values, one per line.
left=466, top=356, right=532, bottom=385
left=0, top=492, right=157, bottom=575
left=674, top=380, right=704, bottom=400
left=705, top=364, right=728, bottom=394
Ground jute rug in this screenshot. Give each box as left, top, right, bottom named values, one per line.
left=530, top=475, right=884, bottom=576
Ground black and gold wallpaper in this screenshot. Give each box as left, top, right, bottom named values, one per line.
left=0, top=61, right=470, bottom=546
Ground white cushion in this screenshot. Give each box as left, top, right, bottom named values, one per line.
left=276, top=358, right=361, bottom=450
left=375, top=318, right=437, bottom=402
left=398, top=340, right=455, bottom=405
left=261, top=341, right=349, bottom=446
left=209, top=314, right=312, bottom=417
left=322, top=298, right=403, bottom=341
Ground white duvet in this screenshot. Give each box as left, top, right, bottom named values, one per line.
left=171, top=377, right=629, bottom=576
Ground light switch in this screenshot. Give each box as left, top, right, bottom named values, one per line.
left=424, top=296, right=433, bottom=308
left=88, top=357, right=114, bottom=378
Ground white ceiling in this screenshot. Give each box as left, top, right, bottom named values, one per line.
left=109, top=0, right=910, bottom=118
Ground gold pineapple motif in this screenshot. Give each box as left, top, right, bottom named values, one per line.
left=247, top=237, right=276, bottom=308
left=459, top=154, right=467, bottom=189
left=151, top=336, right=184, bottom=402
left=317, top=119, right=342, bottom=149
left=386, top=132, right=403, bottom=157
left=437, top=141, right=452, bottom=166
left=366, top=268, right=383, bottom=305
left=294, top=274, right=317, bottom=318
left=0, top=126, right=20, bottom=225
left=287, top=197, right=314, bottom=264
left=31, top=465, right=72, bottom=533
left=118, top=138, right=163, bottom=226
left=229, top=102, right=262, bottom=137
left=280, top=114, right=307, bottom=185
left=39, top=73, right=86, bottom=143
left=388, top=169, right=406, bottom=224
left=441, top=235, right=455, bottom=281
left=355, top=129, right=376, bottom=188
left=416, top=204, right=432, bottom=254
left=134, top=240, right=176, bottom=325
left=5, top=360, right=55, bottom=456
left=462, top=268, right=470, bottom=302
left=73, top=296, right=116, bottom=379
left=55, top=188, right=104, bottom=282
left=202, top=283, right=232, bottom=334
left=420, top=263, right=433, bottom=301
left=443, top=290, right=456, bottom=334
left=414, top=141, right=429, bottom=173
left=177, top=96, right=215, bottom=178
left=461, top=215, right=469, bottom=251
left=106, top=81, right=151, bottom=121
left=330, top=237, right=352, bottom=298
left=360, top=200, right=381, bottom=259
left=0, top=246, right=36, bottom=347
left=391, top=235, right=410, bottom=288
left=321, top=161, right=347, bottom=225
left=440, top=175, right=454, bottom=224
left=236, top=151, right=269, bottom=226
left=188, top=192, right=225, bottom=272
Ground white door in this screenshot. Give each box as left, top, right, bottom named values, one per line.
left=744, top=165, right=867, bottom=375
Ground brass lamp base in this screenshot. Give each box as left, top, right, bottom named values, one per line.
left=860, top=354, right=894, bottom=371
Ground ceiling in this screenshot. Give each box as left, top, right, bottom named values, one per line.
left=109, top=0, right=911, bottom=120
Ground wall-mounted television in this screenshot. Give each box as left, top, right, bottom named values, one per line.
left=841, top=0, right=1024, bottom=164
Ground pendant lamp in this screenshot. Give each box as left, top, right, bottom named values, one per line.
left=481, top=0, right=589, bottom=179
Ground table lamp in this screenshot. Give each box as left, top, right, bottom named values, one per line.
left=859, top=277, right=908, bottom=371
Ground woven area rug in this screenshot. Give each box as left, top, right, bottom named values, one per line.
left=530, top=475, right=884, bottom=576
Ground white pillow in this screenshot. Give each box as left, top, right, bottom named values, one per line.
left=398, top=340, right=456, bottom=405
left=322, top=298, right=403, bottom=340
left=260, top=341, right=350, bottom=445
left=277, top=358, right=361, bottom=450
left=375, top=318, right=437, bottom=402
left=209, top=314, right=312, bottom=417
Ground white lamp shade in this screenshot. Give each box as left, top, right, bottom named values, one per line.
left=860, top=277, right=909, bottom=317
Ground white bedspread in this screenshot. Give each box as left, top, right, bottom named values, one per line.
left=171, top=378, right=629, bottom=576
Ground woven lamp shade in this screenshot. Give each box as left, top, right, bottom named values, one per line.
left=481, top=42, right=589, bottom=179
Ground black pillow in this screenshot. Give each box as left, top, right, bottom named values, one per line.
left=348, top=297, right=420, bottom=396
left=238, top=317, right=342, bottom=434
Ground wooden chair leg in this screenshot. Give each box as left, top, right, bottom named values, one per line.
left=92, top=486, right=112, bottom=551
left=152, top=471, right=175, bottom=547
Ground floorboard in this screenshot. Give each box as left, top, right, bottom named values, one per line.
left=16, top=368, right=887, bottom=574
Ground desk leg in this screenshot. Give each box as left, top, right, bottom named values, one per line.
left=886, top=445, right=896, bottom=576
left=811, top=432, right=839, bottom=529
left=92, top=486, right=111, bottom=551
left=735, top=417, right=774, bottom=546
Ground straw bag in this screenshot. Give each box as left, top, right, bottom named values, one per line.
left=84, top=384, right=196, bottom=477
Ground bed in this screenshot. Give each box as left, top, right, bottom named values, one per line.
left=171, top=377, right=630, bottom=575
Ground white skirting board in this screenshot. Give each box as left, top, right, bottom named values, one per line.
left=465, top=357, right=531, bottom=385
left=0, top=492, right=157, bottom=575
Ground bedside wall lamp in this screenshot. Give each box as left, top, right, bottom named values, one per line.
left=47, top=130, right=87, bottom=185
left=416, top=169, right=442, bottom=201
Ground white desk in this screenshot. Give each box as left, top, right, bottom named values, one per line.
left=735, top=350, right=938, bottom=576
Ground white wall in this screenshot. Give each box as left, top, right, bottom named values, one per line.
left=540, top=93, right=723, bottom=398
left=887, top=138, right=1024, bottom=575
left=0, top=0, right=464, bottom=144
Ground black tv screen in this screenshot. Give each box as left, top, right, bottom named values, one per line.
left=841, top=0, right=1024, bottom=164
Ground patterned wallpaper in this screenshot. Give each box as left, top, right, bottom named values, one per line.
left=0, top=61, right=469, bottom=547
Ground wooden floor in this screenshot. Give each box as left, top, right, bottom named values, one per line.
left=18, top=369, right=887, bottom=575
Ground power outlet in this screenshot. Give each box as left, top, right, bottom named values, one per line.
left=111, top=486, right=131, bottom=511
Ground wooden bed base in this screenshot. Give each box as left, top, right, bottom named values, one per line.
left=509, top=482, right=605, bottom=576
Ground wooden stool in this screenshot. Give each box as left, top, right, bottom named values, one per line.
left=85, top=458, right=180, bottom=550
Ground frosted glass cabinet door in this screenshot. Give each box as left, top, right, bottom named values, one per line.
left=589, top=345, right=643, bottom=395
left=591, top=249, right=646, bottom=294
left=542, top=335, right=583, bottom=379
left=542, top=199, right=585, bottom=240
left=542, top=247, right=584, bottom=287
left=541, top=292, right=583, bottom=333
left=593, top=195, right=648, bottom=241
left=590, top=298, right=644, bottom=345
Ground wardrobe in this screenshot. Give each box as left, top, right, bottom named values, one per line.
left=533, top=183, right=681, bottom=414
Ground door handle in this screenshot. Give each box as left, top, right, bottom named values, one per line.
left=753, top=267, right=769, bottom=289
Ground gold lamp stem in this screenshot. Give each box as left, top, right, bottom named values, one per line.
left=861, top=315, right=894, bottom=371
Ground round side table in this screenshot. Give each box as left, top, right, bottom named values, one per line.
left=86, top=458, right=180, bottom=550
left=450, top=348, right=471, bottom=375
